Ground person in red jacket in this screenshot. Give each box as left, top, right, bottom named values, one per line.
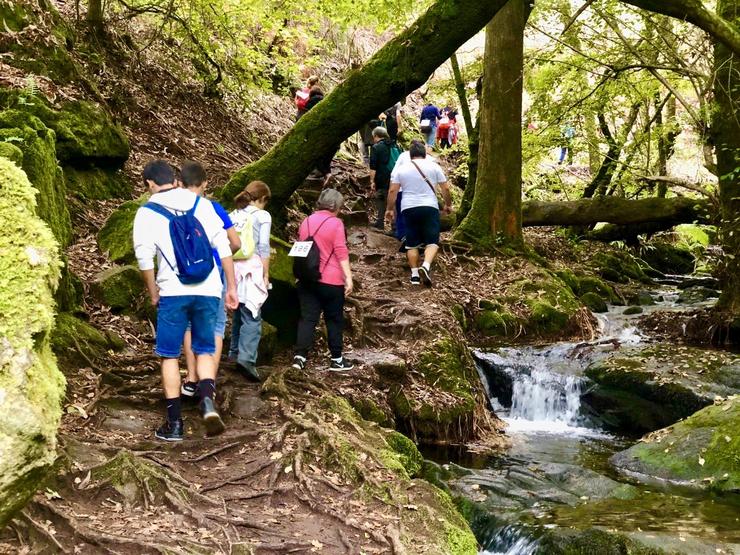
left=294, top=75, right=319, bottom=119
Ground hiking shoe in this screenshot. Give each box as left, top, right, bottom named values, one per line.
left=292, top=355, right=306, bottom=370
left=180, top=381, right=199, bottom=399
left=329, top=357, right=354, bottom=372
left=200, top=397, right=225, bottom=437
left=154, top=419, right=184, bottom=442
left=418, top=266, right=433, bottom=287
left=410, top=275, right=421, bottom=285
left=236, top=362, right=261, bottom=382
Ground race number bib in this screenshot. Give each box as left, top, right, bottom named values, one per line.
left=289, top=241, right=313, bottom=258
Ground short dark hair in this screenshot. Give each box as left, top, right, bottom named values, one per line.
left=180, top=160, right=207, bottom=188
left=142, top=160, right=175, bottom=186
left=409, top=140, right=426, bottom=159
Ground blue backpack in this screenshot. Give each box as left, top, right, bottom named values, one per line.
left=145, top=197, right=215, bottom=285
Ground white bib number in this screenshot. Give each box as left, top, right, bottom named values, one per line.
left=289, top=241, right=313, bottom=258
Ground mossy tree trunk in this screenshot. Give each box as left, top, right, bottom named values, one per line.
left=449, top=52, right=473, bottom=136
left=220, top=0, right=510, bottom=208
left=714, top=0, right=740, bottom=326
left=86, top=0, right=104, bottom=36
left=454, top=0, right=531, bottom=247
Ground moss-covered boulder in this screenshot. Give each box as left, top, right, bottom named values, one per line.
left=55, top=257, right=84, bottom=313
left=474, top=309, right=520, bottom=337
left=580, top=292, right=608, bottom=313
left=97, top=195, right=148, bottom=263
left=536, top=528, right=667, bottom=555
left=257, top=321, right=278, bottom=364
left=517, top=270, right=582, bottom=335
left=677, top=285, right=719, bottom=304
left=0, top=157, right=65, bottom=527
left=391, top=336, right=479, bottom=444
left=591, top=251, right=650, bottom=284
left=640, top=240, right=695, bottom=276
left=91, top=265, right=143, bottom=310
left=261, top=237, right=299, bottom=345
left=623, top=306, right=643, bottom=315
left=610, top=397, right=740, bottom=493
left=584, top=345, right=740, bottom=434
left=0, top=110, right=72, bottom=246
left=64, top=166, right=132, bottom=200
left=51, top=313, right=121, bottom=366
left=0, top=142, right=23, bottom=165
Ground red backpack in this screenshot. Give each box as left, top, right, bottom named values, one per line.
left=295, top=87, right=310, bottom=112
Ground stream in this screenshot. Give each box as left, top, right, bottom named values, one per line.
left=431, top=284, right=740, bottom=555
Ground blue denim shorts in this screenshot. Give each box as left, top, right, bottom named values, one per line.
left=156, top=295, right=220, bottom=358
left=185, top=286, right=226, bottom=338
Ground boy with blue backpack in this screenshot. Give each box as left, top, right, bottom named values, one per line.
left=133, top=160, right=238, bottom=441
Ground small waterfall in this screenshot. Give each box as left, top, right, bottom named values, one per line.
left=509, top=369, right=581, bottom=424
left=480, top=525, right=538, bottom=555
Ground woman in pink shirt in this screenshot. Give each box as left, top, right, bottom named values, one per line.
left=292, top=189, right=354, bottom=371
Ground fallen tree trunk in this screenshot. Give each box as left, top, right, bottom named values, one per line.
left=522, top=197, right=712, bottom=227
left=220, top=0, right=509, bottom=207
left=584, top=222, right=687, bottom=244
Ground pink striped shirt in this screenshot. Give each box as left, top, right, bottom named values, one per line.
left=298, top=211, right=349, bottom=286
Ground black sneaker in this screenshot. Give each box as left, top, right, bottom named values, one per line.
left=180, top=381, right=199, bottom=399
left=329, top=357, right=354, bottom=371
left=154, top=419, right=184, bottom=442
left=410, top=275, right=421, bottom=285
left=292, top=356, right=306, bottom=370
left=418, top=266, right=433, bottom=287
left=236, top=362, right=261, bottom=382
left=200, top=397, right=225, bottom=437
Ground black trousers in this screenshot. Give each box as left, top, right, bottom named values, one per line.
left=295, top=282, right=345, bottom=359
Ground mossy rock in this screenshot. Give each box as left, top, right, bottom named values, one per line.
left=0, top=157, right=64, bottom=527
left=97, top=195, right=149, bottom=263
left=536, top=528, right=668, bottom=555
left=91, top=265, right=143, bottom=310
left=451, top=304, right=468, bottom=331
left=385, top=430, right=423, bottom=477
left=677, top=285, right=719, bottom=304
left=0, top=2, right=29, bottom=32
left=506, top=269, right=581, bottom=336
left=474, top=309, right=519, bottom=337
left=349, top=397, right=393, bottom=427
left=610, top=397, right=740, bottom=493
left=55, top=259, right=84, bottom=313
left=0, top=110, right=72, bottom=246
left=392, top=336, right=478, bottom=444
left=0, top=142, right=23, bottom=165
left=626, top=290, right=655, bottom=306
left=51, top=312, right=120, bottom=366
left=623, top=306, right=643, bottom=315
left=580, top=292, right=607, bottom=313
left=0, top=89, right=129, bottom=167
left=63, top=166, right=132, bottom=200
left=585, top=345, right=740, bottom=429
left=592, top=252, right=650, bottom=284
left=261, top=236, right=298, bottom=345
left=555, top=268, right=579, bottom=292
left=256, top=321, right=278, bottom=364
left=640, top=241, right=695, bottom=276
left=576, top=276, right=618, bottom=303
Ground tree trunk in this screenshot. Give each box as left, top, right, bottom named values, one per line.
left=220, top=0, right=509, bottom=207
left=714, top=0, right=740, bottom=326
left=455, top=0, right=531, bottom=247
left=522, top=196, right=711, bottom=227
left=621, top=0, right=740, bottom=56
left=87, top=0, right=104, bottom=36
left=458, top=110, right=479, bottom=221
left=449, top=52, right=474, bottom=135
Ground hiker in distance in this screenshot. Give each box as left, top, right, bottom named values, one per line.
left=133, top=160, right=238, bottom=441
left=292, top=189, right=354, bottom=372
left=386, top=140, right=452, bottom=287
left=369, top=126, right=396, bottom=230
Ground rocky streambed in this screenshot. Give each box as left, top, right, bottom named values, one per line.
left=438, top=286, right=740, bottom=555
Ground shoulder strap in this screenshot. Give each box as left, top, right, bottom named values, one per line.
left=189, top=196, right=201, bottom=213
left=410, top=161, right=436, bottom=193
left=144, top=202, right=174, bottom=221
left=307, top=215, right=334, bottom=238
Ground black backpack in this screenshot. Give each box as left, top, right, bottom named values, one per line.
left=292, top=216, right=334, bottom=282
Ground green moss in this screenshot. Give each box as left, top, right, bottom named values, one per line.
left=612, top=398, right=740, bottom=493
left=0, top=2, right=29, bottom=31
left=91, top=265, right=142, bottom=310
left=0, top=110, right=72, bottom=246
left=51, top=312, right=117, bottom=365
left=576, top=276, right=617, bottom=302
left=580, top=292, right=607, bottom=313
left=0, top=142, right=23, bottom=165
left=474, top=309, right=519, bottom=336
left=97, top=195, right=148, bottom=263
left=640, top=241, right=694, bottom=275
left=257, top=321, right=278, bottom=364
left=0, top=157, right=64, bottom=527
left=451, top=304, right=468, bottom=331
left=385, top=431, right=423, bottom=477
left=506, top=269, right=581, bottom=336
left=537, top=528, right=666, bottom=554
left=269, top=236, right=295, bottom=285
left=555, top=268, right=580, bottom=292
left=350, top=397, right=392, bottom=427
left=592, top=251, right=650, bottom=284
left=64, top=166, right=132, bottom=200
left=623, top=306, right=643, bottom=315
left=55, top=259, right=83, bottom=313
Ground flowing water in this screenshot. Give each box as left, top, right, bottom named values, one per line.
left=443, top=285, right=740, bottom=554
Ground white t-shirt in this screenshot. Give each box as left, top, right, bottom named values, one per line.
left=392, top=150, right=437, bottom=172
left=391, top=157, right=446, bottom=212
left=133, top=188, right=230, bottom=298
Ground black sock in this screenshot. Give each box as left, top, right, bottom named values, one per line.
left=166, top=397, right=181, bottom=422
left=198, top=379, right=216, bottom=401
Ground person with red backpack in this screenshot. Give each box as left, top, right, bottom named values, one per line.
left=133, top=160, right=238, bottom=441
left=294, top=75, right=319, bottom=119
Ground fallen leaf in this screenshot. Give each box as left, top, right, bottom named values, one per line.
left=698, top=457, right=705, bottom=467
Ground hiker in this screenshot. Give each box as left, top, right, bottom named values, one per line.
left=303, top=85, right=336, bottom=185
left=179, top=161, right=241, bottom=401
left=381, top=102, right=403, bottom=142
left=294, top=75, right=319, bottom=119
left=227, top=181, right=273, bottom=382
left=369, top=126, right=397, bottom=230
left=386, top=141, right=452, bottom=287
left=558, top=122, right=576, bottom=165
left=437, top=112, right=455, bottom=149
left=133, top=160, right=238, bottom=441
left=291, top=189, right=354, bottom=372
left=419, top=102, right=440, bottom=149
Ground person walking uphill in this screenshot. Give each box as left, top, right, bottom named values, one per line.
left=386, top=141, right=452, bottom=287
left=228, top=181, right=273, bottom=382
left=419, top=102, right=440, bottom=149
left=133, top=160, right=238, bottom=441
left=292, top=189, right=354, bottom=372
left=369, top=126, right=396, bottom=230
left=294, top=75, right=319, bottom=119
